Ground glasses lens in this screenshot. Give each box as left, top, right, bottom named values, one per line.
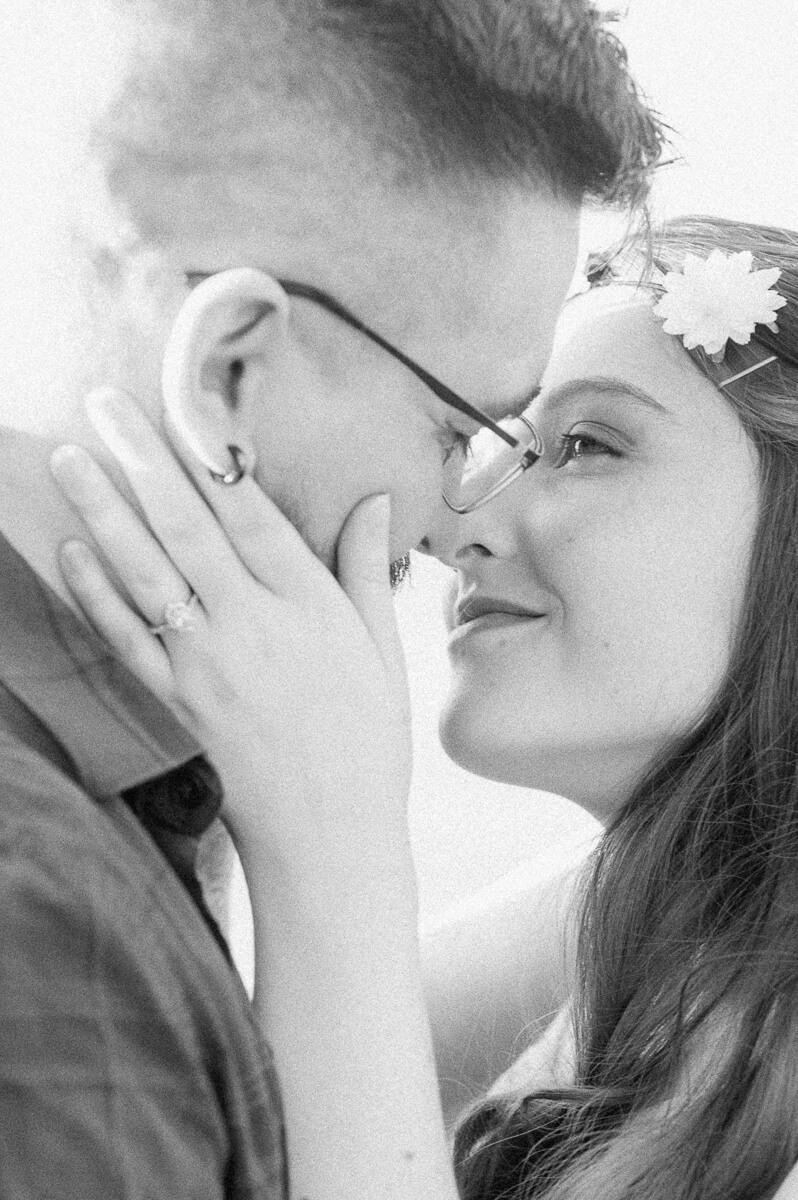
left=442, top=416, right=543, bottom=512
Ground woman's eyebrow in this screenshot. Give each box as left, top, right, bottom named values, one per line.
left=538, top=376, right=669, bottom=415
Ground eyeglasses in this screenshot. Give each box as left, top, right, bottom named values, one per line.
left=186, top=272, right=544, bottom=513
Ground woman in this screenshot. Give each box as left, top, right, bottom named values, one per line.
left=51, top=216, right=798, bottom=1198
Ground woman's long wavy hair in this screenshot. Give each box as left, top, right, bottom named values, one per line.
left=454, top=217, right=798, bottom=1200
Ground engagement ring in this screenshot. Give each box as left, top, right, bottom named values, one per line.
left=148, top=592, right=201, bottom=636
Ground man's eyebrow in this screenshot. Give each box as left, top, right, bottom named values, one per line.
left=538, top=376, right=668, bottom=415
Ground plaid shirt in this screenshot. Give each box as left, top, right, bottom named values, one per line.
left=0, top=532, right=287, bottom=1199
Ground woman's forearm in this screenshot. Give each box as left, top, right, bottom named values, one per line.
left=240, top=837, right=461, bottom=1200
left=47, top=407, right=445, bottom=1196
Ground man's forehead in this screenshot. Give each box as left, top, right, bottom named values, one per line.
left=322, top=187, right=576, bottom=407
left=391, top=296, right=553, bottom=424
left=293, top=263, right=550, bottom=424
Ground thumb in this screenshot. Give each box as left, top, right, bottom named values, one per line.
left=336, top=494, right=406, bottom=681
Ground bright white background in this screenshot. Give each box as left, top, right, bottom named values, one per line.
left=399, top=0, right=798, bottom=923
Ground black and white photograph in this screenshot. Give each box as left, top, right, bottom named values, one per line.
left=2, top=2, right=798, bottom=1197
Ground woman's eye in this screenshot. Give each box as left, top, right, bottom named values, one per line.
left=554, top=430, right=621, bottom=468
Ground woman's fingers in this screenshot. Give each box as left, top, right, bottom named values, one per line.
left=89, top=389, right=333, bottom=604
left=70, top=390, right=398, bottom=651
left=161, top=409, right=334, bottom=601
left=185, top=471, right=333, bottom=603
left=50, top=444, right=194, bottom=628
left=85, top=390, right=244, bottom=608
left=58, top=539, right=175, bottom=702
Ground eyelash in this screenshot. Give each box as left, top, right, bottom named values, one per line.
left=440, top=425, right=624, bottom=468
left=554, top=430, right=622, bottom=468
left=440, top=427, right=472, bottom=465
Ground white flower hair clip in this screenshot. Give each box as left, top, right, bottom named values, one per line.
left=652, top=249, right=786, bottom=386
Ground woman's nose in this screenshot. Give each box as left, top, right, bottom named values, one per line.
left=419, top=500, right=500, bottom=567
left=421, top=468, right=544, bottom=565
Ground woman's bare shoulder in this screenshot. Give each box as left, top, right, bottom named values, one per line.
left=422, top=849, right=591, bottom=1124
left=488, top=1002, right=576, bottom=1096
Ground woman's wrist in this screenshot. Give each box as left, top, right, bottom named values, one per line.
left=252, top=896, right=459, bottom=1200
left=238, top=830, right=420, bottom=949
left=217, top=749, right=417, bottom=934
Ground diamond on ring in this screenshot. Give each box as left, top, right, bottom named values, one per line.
left=149, top=592, right=200, bottom=636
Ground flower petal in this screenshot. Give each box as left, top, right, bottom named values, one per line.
left=650, top=250, right=786, bottom=360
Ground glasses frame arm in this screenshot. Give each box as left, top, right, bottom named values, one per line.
left=278, top=280, right=519, bottom=449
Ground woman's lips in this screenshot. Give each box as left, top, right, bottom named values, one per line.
left=446, top=608, right=546, bottom=651
left=459, top=610, right=538, bottom=630
left=446, top=597, right=547, bottom=648
left=453, top=596, right=546, bottom=626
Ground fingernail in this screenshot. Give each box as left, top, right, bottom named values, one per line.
left=59, top=539, right=93, bottom=572
left=85, top=390, right=121, bottom=437
left=50, top=444, right=92, bottom=485
left=85, top=391, right=148, bottom=470
left=85, top=386, right=125, bottom=413
left=85, top=387, right=126, bottom=428
left=375, top=493, right=391, bottom=529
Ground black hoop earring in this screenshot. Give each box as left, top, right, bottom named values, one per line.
left=208, top=444, right=247, bottom=485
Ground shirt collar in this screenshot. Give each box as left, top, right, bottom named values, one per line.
left=0, top=530, right=200, bottom=797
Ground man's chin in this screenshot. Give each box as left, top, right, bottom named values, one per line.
left=327, top=535, right=409, bottom=589
left=390, top=553, right=411, bottom=590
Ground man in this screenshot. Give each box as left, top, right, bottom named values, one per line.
left=0, top=1, right=661, bottom=1195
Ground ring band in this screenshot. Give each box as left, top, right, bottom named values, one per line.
left=148, top=592, right=201, bottom=636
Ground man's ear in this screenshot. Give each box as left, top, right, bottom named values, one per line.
left=161, top=268, right=290, bottom=477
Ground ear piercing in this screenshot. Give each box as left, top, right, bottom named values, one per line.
left=208, top=444, right=248, bottom=485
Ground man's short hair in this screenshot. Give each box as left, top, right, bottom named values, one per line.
left=120, top=0, right=662, bottom=209
left=299, top=0, right=663, bottom=205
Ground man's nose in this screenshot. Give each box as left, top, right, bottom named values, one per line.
left=417, top=498, right=474, bottom=567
